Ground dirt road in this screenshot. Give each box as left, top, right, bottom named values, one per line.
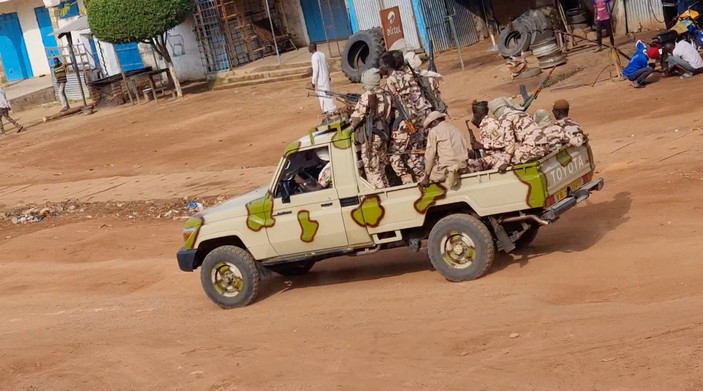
left=1, top=42, right=702, bottom=390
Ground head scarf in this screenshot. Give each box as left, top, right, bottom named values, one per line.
left=533, top=109, right=555, bottom=127
left=404, top=51, right=422, bottom=71
left=361, top=68, right=381, bottom=91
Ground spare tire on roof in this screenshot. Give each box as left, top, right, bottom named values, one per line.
left=341, top=28, right=385, bottom=83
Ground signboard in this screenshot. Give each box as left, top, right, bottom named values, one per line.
left=380, top=6, right=405, bottom=51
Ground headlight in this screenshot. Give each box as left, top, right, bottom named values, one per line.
left=182, top=217, right=203, bottom=249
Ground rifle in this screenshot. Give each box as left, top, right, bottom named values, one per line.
left=390, top=95, right=417, bottom=134
left=390, top=149, right=425, bottom=156
left=520, top=66, right=557, bottom=111
left=428, top=38, right=437, bottom=72
left=406, top=62, right=447, bottom=113
left=306, top=88, right=360, bottom=105
left=464, top=119, right=484, bottom=158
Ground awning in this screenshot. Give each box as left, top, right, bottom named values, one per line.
left=50, top=15, right=90, bottom=36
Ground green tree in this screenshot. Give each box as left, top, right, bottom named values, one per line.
left=87, top=0, right=194, bottom=98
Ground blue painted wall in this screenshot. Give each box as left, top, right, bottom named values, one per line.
left=300, top=0, right=352, bottom=42
left=0, top=13, right=34, bottom=81
left=114, top=42, right=144, bottom=71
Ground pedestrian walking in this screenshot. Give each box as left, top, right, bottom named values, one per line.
left=309, top=43, right=336, bottom=116
left=0, top=85, right=24, bottom=135
left=594, top=0, right=615, bottom=51
left=53, top=58, right=69, bottom=111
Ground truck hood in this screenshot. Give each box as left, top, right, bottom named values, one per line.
left=198, top=186, right=269, bottom=221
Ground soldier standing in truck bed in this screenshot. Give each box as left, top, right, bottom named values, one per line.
left=350, top=68, right=393, bottom=189
left=380, top=51, right=432, bottom=184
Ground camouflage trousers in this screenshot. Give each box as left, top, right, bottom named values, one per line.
left=389, top=125, right=425, bottom=184
left=361, top=135, right=389, bottom=189
left=473, top=151, right=512, bottom=171
left=512, top=144, right=550, bottom=165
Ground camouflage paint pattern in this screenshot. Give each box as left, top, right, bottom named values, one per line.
left=332, top=127, right=354, bottom=150
left=297, top=210, right=320, bottom=242
left=556, top=148, right=573, bottom=167
left=414, top=183, right=448, bottom=214
left=351, top=195, right=386, bottom=227
left=284, top=141, right=301, bottom=157
left=183, top=216, right=203, bottom=249
left=513, top=163, right=548, bottom=208
left=246, top=191, right=275, bottom=232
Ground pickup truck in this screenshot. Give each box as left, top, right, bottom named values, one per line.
left=177, top=120, right=604, bottom=308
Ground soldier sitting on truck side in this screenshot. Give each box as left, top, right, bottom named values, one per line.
left=350, top=68, right=392, bottom=189
left=469, top=99, right=515, bottom=173
left=551, top=99, right=588, bottom=148
left=489, top=96, right=550, bottom=166
left=419, top=111, right=469, bottom=189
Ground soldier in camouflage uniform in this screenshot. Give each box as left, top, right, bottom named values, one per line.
left=468, top=99, right=515, bottom=172
left=490, top=97, right=550, bottom=166
left=552, top=99, right=588, bottom=148
left=350, top=68, right=392, bottom=189
left=534, top=109, right=562, bottom=152
left=381, top=52, right=432, bottom=184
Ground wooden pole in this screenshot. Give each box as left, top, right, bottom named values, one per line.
left=63, top=32, right=88, bottom=107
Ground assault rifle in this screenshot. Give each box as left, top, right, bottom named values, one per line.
left=306, top=88, right=360, bottom=106
left=390, top=95, right=417, bottom=134
left=406, top=61, right=447, bottom=113
left=464, top=119, right=484, bottom=159
left=519, top=66, right=557, bottom=111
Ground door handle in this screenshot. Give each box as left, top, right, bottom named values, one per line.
left=273, top=211, right=292, bottom=216
left=320, top=202, right=334, bottom=207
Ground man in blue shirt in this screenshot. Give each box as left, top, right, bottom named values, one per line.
left=622, top=41, right=655, bottom=88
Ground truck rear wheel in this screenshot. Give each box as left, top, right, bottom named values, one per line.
left=428, top=214, right=495, bottom=282
left=200, top=246, right=261, bottom=309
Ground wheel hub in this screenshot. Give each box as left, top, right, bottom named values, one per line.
left=441, top=231, right=476, bottom=269
left=212, top=262, right=243, bottom=297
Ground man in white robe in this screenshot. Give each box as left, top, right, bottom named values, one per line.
left=309, top=43, right=337, bottom=115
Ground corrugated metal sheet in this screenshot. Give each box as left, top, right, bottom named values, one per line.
left=419, top=0, right=479, bottom=52
left=622, top=0, right=666, bottom=32
left=53, top=72, right=91, bottom=101
left=350, top=0, right=422, bottom=49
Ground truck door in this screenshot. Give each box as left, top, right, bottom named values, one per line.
left=266, top=146, right=348, bottom=255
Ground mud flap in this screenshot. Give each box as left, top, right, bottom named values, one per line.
left=488, top=217, right=516, bottom=253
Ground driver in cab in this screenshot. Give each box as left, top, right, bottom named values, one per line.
left=295, top=149, right=332, bottom=192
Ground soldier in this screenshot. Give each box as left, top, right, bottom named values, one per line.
left=419, top=111, right=469, bottom=189
left=404, top=51, right=445, bottom=109
left=380, top=51, right=432, bottom=184
left=533, top=109, right=562, bottom=151
left=350, top=68, right=392, bottom=189
left=470, top=99, right=515, bottom=172
left=490, top=96, right=550, bottom=166
left=552, top=99, right=588, bottom=147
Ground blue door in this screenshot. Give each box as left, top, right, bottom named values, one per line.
left=34, top=7, right=58, bottom=57
left=114, top=42, right=144, bottom=71
left=300, top=0, right=351, bottom=42
left=0, top=13, right=34, bottom=81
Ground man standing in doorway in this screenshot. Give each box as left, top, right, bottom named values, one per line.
left=594, top=0, right=615, bottom=51
left=309, top=43, right=336, bottom=118
left=0, top=85, right=23, bottom=135
left=53, top=58, right=69, bottom=112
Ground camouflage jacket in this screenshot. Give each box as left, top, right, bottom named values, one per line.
left=556, top=117, right=587, bottom=147
left=386, top=69, right=432, bottom=125
left=350, top=87, right=393, bottom=122
left=500, top=110, right=549, bottom=147
left=479, top=116, right=515, bottom=151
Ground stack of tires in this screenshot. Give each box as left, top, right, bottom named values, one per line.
left=566, top=8, right=590, bottom=31
left=531, top=37, right=566, bottom=68
left=498, top=8, right=555, bottom=57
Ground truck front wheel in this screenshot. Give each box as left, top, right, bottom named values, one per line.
left=200, top=246, right=261, bottom=309
left=428, top=214, right=495, bottom=282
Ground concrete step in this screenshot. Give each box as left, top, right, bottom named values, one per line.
left=213, top=72, right=310, bottom=90
left=249, top=61, right=311, bottom=73
left=222, top=66, right=311, bottom=84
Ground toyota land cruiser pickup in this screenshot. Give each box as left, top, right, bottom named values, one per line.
left=177, top=121, right=604, bottom=308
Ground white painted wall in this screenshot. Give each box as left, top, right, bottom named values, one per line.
left=138, top=16, right=206, bottom=81
left=0, top=0, right=53, bottom=77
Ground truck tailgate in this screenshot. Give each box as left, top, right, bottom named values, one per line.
left=540, top=145, right=594, bottom=202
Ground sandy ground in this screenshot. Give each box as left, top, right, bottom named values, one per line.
left=1, top=40, right=703, bottom=390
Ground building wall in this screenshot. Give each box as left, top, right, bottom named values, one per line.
left=0, top=0, right=54, bottom=77
left=279, top=0, right=309, bottom=47
left=137, top=15, right=207, bottom=81
left=611, top=0, right=665, bottom=35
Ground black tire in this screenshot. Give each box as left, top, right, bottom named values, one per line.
left=200, top=245, right=261, bottom=309
left=498, top=27, right=532, bottom=57
left=267, top=261, right=315, bottom=276
left=514, top=225, right=540, bottom=250
left=428, top=214, right=495, bottom=282
left=341, top=28, right=385, bottom=83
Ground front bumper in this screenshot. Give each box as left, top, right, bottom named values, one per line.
left=542, top=178, right=605, bottom=221
left=177, top=248, right=199, bottom=272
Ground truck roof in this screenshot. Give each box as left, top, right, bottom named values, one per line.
left=283, top=120, right=354, bottom=157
